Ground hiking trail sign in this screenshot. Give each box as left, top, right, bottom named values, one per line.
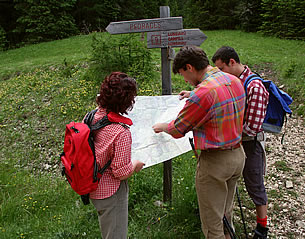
left=106, top=17, right=183, bottom=34
left=147, top=28, right=207, bottom=48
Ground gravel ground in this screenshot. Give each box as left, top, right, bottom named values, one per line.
left=264, top=116, right=305, bottom=238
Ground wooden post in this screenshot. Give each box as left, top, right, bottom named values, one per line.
left=160, top=6, right=172, bottom=203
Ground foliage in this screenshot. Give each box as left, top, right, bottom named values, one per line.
left=0, top=26, right=8, bottom=51
left=183, top=0, right=240, bottom=30
left=236, top=0, right=263, bottom=32
left=73, top=0, right=120, bottom=33
left=88, top=33, right=157, bottom=90
left=113, top=0, right=166, bottom=21
left=260, top=0, right=305, bottom=40
left=0, top=0, right=19, bottom=46
left=73, top=0, right=164, bottom=33
left=14, top=0, right=79, bottom=44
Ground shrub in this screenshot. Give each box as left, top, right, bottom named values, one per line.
left=88, top=33, right=156, bottom=87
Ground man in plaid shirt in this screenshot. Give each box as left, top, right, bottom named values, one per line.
left=212, top=46, right=269, bottom=239
left=153, top=46, right=246, bottom=239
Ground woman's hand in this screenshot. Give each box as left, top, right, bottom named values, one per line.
left=133, top=160, right=145, bottom=173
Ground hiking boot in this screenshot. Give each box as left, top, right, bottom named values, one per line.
left=253, top=223, right=269, bottom=239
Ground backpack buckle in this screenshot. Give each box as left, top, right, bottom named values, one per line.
left=70, top=126, right=79, bottom=133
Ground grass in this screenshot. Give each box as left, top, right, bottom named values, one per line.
left=0, top=34, right=93, bottom=79
left=0, top=30, right=305, bottom=238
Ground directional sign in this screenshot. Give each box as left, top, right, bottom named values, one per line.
left=147, top=29, right=207, bottom=48
left=106, top=17, right=183, bottom=34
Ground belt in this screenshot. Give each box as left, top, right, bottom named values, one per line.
left=242, top=131, right=265, bottom=142
left=202, top=143, right=241, bottom=152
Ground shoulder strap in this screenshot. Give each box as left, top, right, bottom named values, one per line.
left=83, top=109, right=113, bottom=131
left=91, top=115, right=113, bottom=131
left=244, top=73, right=262, bottom=95
left=84, top=109, right=98, bottom=126
left=99, top=159, right=112, bottom=175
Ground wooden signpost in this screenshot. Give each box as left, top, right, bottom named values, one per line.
left=106, top=6, right=207, bottom=203
left=147, top=29, right=207, bottom=48
left=106, top=17, right=183, bottom=35
left=159, top=6, right=172, bottom=203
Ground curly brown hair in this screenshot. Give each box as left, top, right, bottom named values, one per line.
left=96, top=72, right=137, bottom=114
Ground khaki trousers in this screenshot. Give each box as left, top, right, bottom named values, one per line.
left=196, top=147, right=245, bottom=239
left=91, top=180, right=129, bottom=239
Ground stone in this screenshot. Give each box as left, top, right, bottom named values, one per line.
left=286, top=181, right=293, bottom=189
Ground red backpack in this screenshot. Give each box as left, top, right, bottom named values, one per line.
left=60, top=109, right=113, bottom=205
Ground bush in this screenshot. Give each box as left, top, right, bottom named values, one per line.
left=88, top=33, right=156, bottom=87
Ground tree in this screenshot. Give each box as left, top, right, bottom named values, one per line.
left=14, top=0, right=78, bottom=44
left=183, top=0, right=240, bottom=30
left=73, top=0, right=120, bottom=33
left=0, top=0, right=20, bottom=47
left=260, top=0, right=305, bottom=40
left=236, top=0, right=263, bottom=32
left=0, top=25, right=8, bottom=50
left=117, top=0, right=163, bottom=20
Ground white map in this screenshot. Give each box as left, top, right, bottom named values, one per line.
left=128, top=95, right=192, bottom=168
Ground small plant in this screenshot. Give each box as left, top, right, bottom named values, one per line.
left=88, top=33, right=156, bottom=87
left=274, top=160, right=292, bottom=172
left=283, top=61, right=297, bottom=78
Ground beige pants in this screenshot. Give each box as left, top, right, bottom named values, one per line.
left=91, top=180, right=129, bottom=239
left=196, top=147, right=245, bottom=239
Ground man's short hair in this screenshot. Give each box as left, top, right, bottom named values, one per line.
left=173, top=46, right=209, bottom=74
left=211, top=46, right=240, bottom=65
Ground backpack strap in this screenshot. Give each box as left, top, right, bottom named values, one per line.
left=243, top=73, right=263, bottom=145
left=83, top=109, right=113, bottom=181
left=85, top=109, right=131, bottom=130
left=84, top=109, right=98, bottom=126
left=90, top=115, right=113, bottom=131
left=243, top=73, right=262, bottom=95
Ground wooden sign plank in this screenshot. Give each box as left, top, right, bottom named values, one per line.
left=106, top=17, right=183, bottom=34
left=147, top=29, right=207, bottom=48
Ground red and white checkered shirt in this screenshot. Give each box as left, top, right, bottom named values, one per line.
left=239, top=66, right=269, bottom=136
left=88, top=108, right=133, bottom=199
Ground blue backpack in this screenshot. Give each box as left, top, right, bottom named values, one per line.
left=244, top=74, right=293, bottom=134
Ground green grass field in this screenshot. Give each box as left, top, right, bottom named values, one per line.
left=0, top=30, right=304, bottom=238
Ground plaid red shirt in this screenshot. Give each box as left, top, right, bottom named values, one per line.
left=239, top=66, right=269, bottom=136
left=168, top=67, right=246, bottom=150
left=87, top=108, right=133, bottom=199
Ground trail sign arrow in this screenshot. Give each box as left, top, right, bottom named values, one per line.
left=106, top=17, right=183, bottom=34
left=147, top=29, right=207, bottom=48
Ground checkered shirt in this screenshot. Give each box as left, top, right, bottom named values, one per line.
left=168, top=67, right=246, bottom=150
left=239, top=66, right=269, bottom=136
left=87, top=108, right=133, bottom=199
